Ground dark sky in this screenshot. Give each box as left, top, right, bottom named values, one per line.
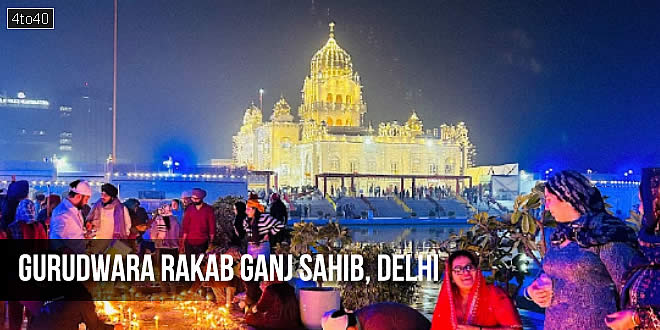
left=1, top=0, right=659, bottom=173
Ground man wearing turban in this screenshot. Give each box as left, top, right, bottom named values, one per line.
left=181, top=188, right=216, bottom=254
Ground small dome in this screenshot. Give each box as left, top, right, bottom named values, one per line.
left=406, top=109, right=423, bottom=133
left=271, top=96, right=294, bottom=122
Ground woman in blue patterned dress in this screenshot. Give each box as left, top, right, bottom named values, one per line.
left=606, top=167, right=660, bottom=330
left=526, top=170, right=640, bottom=330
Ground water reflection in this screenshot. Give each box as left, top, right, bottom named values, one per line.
left=346, top=224, right=471, bottom=243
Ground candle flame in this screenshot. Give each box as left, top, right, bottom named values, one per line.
left=102, top=301, right=119, bottom=315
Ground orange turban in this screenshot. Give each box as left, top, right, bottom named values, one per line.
left=246, top=199, right=265, bottom=213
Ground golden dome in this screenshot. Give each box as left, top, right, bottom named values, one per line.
left=310, top=22, right=353, bottom=77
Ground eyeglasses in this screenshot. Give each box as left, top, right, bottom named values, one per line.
left=452, top=264, right=476, bottom=274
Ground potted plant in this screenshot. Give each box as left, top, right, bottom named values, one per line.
left=339, top=244, right=418, bottom=310
left=277, top=221, right=351, bottom=330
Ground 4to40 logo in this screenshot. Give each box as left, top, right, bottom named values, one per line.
left=7, top=8, right=54, bottom=30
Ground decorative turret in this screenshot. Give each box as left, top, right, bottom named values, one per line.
left=405, top=109, right=423, bottom=136
left=240, top=102, right=263, bottom=132
left=270, top=96, right=294, bottom=122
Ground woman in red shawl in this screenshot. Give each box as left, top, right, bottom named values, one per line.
left=432, top=250, right=522, bottom=330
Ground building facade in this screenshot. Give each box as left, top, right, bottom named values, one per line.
left=0, top=91, right=69, bottom=162
left=0, top=84, right=112, bottom=166
left=233, top=23, right=476, bottom=189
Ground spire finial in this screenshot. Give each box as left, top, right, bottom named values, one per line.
left=329, top=21, right=336, bottom=38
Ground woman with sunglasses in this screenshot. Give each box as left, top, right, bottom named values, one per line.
left=432, top=250, right=522, bottom=330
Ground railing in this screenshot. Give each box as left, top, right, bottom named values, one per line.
left=360, top=196, right=377, bottom=214
left=426, top=196, right=440, bottom=211
left=325, top=193, right=337, bottom=211
left=392, top=195, right=413, bottom=213
left=456, top=195, right=477, bottom=214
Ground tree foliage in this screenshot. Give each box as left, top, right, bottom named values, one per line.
left=211, top=195, right=244, bottom=249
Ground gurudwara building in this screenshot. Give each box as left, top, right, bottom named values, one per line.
left=233, top=23, right=475, bottom=190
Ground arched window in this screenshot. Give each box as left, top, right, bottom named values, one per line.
left=335, top=95, right=343, bottom=103
left=346, top=95, right=352, bottom=104
left=336, top=119, right=343, bottom=126
left=331, top=157, right=341, bottom=171
left=327, top=117, right=334, bottom=126
left=345, top=119, right=351, bottom=126
left=445, top=157, right=455, bottom=174
left=326, top=93, right=333, bottom=103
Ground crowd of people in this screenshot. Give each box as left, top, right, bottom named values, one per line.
left=325, top=184, right=456, bottom=200
left=0, top=178, right=293, bottom=329
left=0, top=168, right=658, bottom=330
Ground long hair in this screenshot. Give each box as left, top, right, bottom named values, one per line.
left=45, top=194, right=61, bottom=218
left=267, top=283, right=301, bottom=325
left=162, top=216, right=171, bottom=230
left=235, top=201, right=247, bottom=219
left=640, top=167, right=660, bottom=235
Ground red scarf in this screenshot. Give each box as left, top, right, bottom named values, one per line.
left=431, top=260, right=490, bottom=330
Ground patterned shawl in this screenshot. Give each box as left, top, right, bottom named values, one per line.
left=639, top=167, right=660, bottom=244
left=551, top=211, right=639, bottom=248
left=547, top=170, right=638, bottom=248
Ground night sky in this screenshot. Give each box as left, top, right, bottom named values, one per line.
left=1, top=0, right=659, bottom=173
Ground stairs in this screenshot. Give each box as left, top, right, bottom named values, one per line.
left=392, top=194, right=413, bottom=213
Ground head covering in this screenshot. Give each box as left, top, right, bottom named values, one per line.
left=432, top=259, right=489, bottom=329
left=101, top=183, right=118, bottom=199
left=181, top=190, right=192, bottom=199
left=357, top=303, right=430, bottom=330
left=246, top=199, right=265, bottom=213
left=123, top=198, right=140, bottom=211
left=191, top=188, right=206, bottom=199
left=271, top=193, right=280, bottom=201
left=7, top=180, right=29, bottom=200
left=547, top=170, right=638, bottom=248
left=640, top=167, right=660, bottom=243
left=545, top=170, right=604, bottom=215
left=322, top=310, right=350, bottom=330
left=70, top=180, right=92, bottom=197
